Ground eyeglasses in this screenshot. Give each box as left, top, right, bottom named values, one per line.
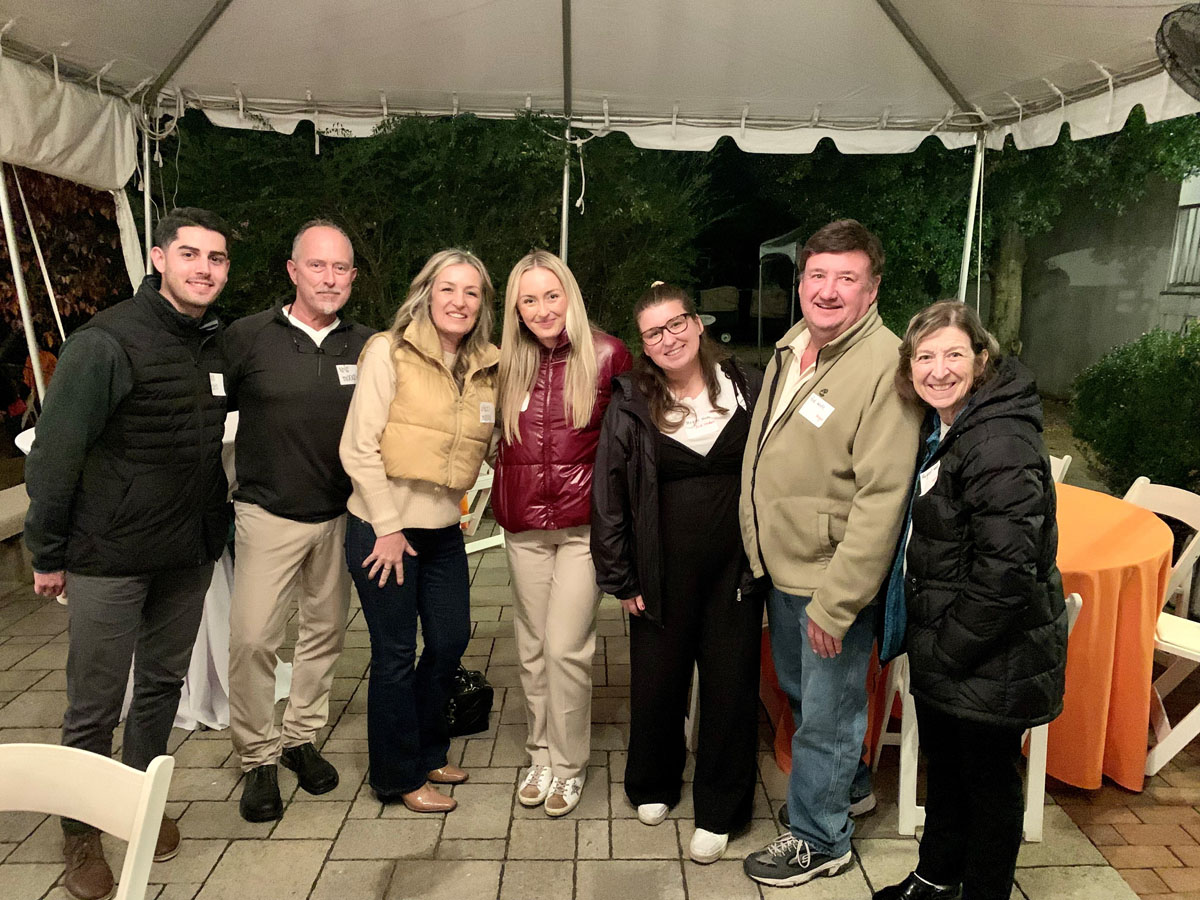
left=641, top=314, right=693, bottom=345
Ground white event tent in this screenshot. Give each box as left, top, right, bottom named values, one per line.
left=3, top=0, right=1200, bottom=391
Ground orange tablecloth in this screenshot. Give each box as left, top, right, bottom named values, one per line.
left=1046, top=483, right=1172, bottom=791
left=761, top=484, right=1173, bottom=787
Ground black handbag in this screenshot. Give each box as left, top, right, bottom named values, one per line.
left=445, top=665, right=494, bottom=736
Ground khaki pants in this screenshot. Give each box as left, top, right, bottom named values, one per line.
left=506, top=525, right=601, bottom=780
left=229, top=501, right=350, bottom=770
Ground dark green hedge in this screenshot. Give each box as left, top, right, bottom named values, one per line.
left=1070, top=327, right=1200, bottom=494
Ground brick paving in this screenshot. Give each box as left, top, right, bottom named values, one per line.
left=0, top=516, right=1165, bottom=899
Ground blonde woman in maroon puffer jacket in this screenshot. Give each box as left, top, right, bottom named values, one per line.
left=493, top=250, right=632, bottom=818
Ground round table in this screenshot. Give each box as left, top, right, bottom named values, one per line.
left=1045, top=483, right=1173, bottom=791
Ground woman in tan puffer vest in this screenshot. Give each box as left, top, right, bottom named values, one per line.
left=340, top=248, right=498, bottom=814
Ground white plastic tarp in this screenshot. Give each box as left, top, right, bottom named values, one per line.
left=0, top=56, right=136, bottom=191
left=3, top=0, right=1200, bottom=188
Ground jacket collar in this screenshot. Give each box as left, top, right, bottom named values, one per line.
left=774, top=304, right=883, bottom=362
left=401, top=315, right=499, bottom=375
left=271, top=302, right=355, bottom=334
left=137, top=274, right=220, bottom=337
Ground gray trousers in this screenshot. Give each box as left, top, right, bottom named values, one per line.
left=62, top=563, right=213, bottom=774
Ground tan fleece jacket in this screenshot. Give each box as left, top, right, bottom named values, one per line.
left=740, top=306, right=921, bottom=640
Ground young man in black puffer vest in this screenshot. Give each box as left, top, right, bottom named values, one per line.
left=24, top=207, right=233, bottom=900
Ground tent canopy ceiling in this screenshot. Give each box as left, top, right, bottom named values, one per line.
left=3, top=0, right=1200, bottom=163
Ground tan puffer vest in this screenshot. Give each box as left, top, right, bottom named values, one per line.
left=375, top=317, right=499, bottom=490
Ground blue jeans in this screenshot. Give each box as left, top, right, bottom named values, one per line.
left=345, top=516, right=470, bottom=798
left=768, top=588, right=875, bottom=857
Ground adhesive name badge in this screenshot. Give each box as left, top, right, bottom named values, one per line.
left=209, top=372, right=225, bottom=397
left=336, top=364, right=358, bottom=386
left=919, top=460, right=941, bottom=496
left=480, top=401, right=496, bottom=424
left=520, top=393, right=531, bottom=413
left=798, top=392, right=834, bottom=428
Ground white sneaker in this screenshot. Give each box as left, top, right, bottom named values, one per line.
left=637, top=803, right=670, bottom=825
left=517, top=765, right=552, bottom=807
left=544, top=774, right=585, bottom=817
left=689, top=827, right=728, bottom=864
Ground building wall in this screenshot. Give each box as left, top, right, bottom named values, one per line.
left=1020, top=177, right=1182, bottom=397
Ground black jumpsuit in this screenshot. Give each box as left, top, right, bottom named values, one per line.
left=624, top=404, right=764, bottom=834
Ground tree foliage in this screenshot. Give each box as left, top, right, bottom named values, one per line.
left=0, top=166, right=128, bottom=352
left=1071, top=327, right=1200, bottom=493
left=758, top=108, right=1200, bottom=341
left=153, top=112, right=710, bottom=341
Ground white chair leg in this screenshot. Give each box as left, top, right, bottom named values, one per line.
left=1023, top=725, right=1048, bottom=842
left=1155, top=657, right=1200, bottom=703
left=872, top=657, right=904, bottom=772
left=1146, top=686, right=1200, bottom=776
left=684, top=663, right=700, bottom=753
left=897, top=682, right=924, bottom=834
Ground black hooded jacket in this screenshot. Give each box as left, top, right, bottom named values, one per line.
left=590, top=358, right=762, bottom=625
left=904, top=356, right=1067, bottom=729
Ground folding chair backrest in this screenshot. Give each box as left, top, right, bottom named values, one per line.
left=0, top=744, right=174, bottom=900
left=1050, top=454, right=1072, bottom=484
left=1123, top=477, right=1200, bottom=599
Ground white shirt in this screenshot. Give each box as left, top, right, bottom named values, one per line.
left=284, top=305, right=339, bottom=348
left=668, top=367, right=741, bottom=457
left=766, top=329, right=816, bottom=434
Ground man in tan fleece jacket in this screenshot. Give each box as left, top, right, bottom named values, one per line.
left=740, top=220, right=921, bottom=889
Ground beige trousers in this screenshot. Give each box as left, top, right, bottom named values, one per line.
left=229, top=501, right=351, bottom=770
left=506, top=525, right=601, bottom=780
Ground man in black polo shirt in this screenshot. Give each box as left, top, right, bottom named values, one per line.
left=24, top=207, right=233, bottom=900
left=224, top=220, right=373, bottom=821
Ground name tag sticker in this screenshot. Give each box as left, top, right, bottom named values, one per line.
left=798, top=393, right=834, bottom=428
left=480, top=401, right=496, bottom=424
left=520, top=393, right=530, bottom=413
left=336, top=364, right=358, bottom=386
left=209, top=372, right=225, bottom=397
left=919, top=461, right=941, bottom=496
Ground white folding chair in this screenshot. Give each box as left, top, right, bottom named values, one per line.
left=1123, top=477, right=1200, bottom=620
left=0, top=744, right=174, bottom=900
left=462, top=463, right=505, bottom=554
left=1146, top=612, right=1200, bottom=776
left=891, top=593, right=1083, bottom=842
left=1049, top=454, right=1072, bottom=484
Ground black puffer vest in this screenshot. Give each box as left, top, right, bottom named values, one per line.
left=67, top=278, right=229, bottom=575
left=905, top=357, right=1067, bottom=729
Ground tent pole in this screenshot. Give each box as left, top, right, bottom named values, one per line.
left=957, top=132, right=985, bottom=303
left=559, top=128, right=570, bottom=262
left=0, top=164, right=47, bottom=403
left=143, top=124, right=152, bottom=271
left=756, top=265, right=764, bottom=361
left=558, top=0, right=572, bottom=262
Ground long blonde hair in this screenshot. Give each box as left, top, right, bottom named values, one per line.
left=498, top=250, right=597, bottom=442
left=389, top=249, right=495, bottom=379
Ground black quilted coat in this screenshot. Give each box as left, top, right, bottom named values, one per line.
left=904, top=356, right=1067, bottom=729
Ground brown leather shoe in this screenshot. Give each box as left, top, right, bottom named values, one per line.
left=402, top=784, right=457, bottom=813
left=154, top=815, right=180, bottom=862
left=427, top=765, right=469, bottom=785
left=63, top=830, right=114, bottom=900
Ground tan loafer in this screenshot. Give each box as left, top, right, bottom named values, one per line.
left=402, top=784, right=457, bottom=813
left=427, top=765, right=469, bottom=785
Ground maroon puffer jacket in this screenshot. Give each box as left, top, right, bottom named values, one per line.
left=493, top=330, right=632, bottom=533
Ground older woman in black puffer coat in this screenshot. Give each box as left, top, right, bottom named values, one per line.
left=872, top=300, right=1067, bottom=900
